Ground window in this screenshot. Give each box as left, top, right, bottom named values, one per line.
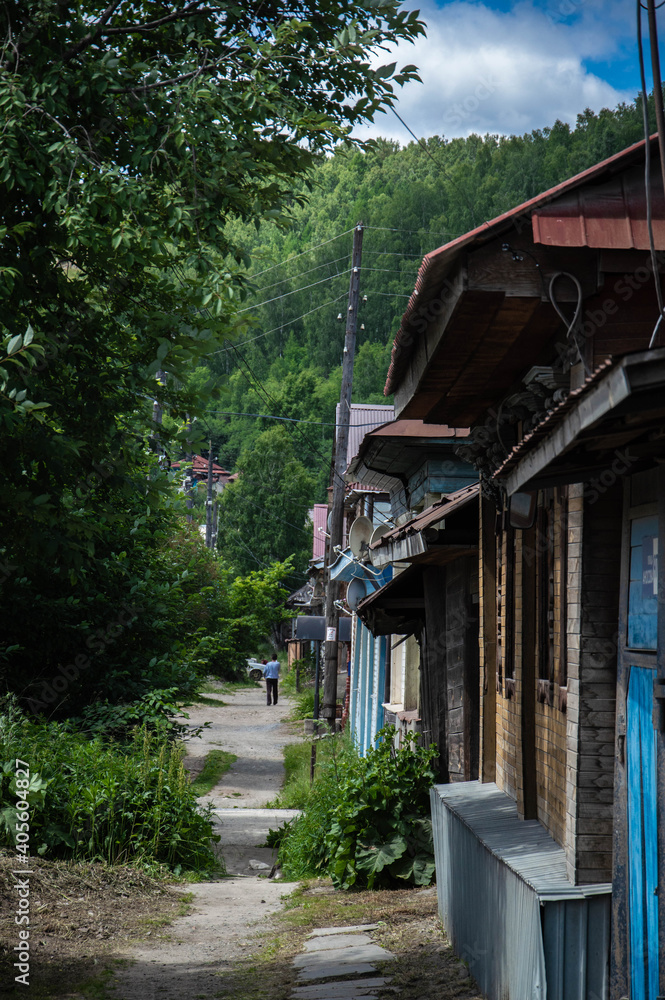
left=627, top=514, right=658, bottom=650
left=496, top=511, right=515, bottom=697
left=536, top=492, right=555, bottom=705
left=535, top=488, right=568, bottom=708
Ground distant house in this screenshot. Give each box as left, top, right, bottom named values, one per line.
left=345, top=419, right=478, bottom=778
left=171, top=454, right=235, bottom=491
left=386, top=135, right=665, bottom=1000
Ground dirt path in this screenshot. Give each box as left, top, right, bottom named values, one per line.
left=109, top=684, right=301, bottom=1000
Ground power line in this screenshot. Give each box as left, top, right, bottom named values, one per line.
left=249, top=228, right=355, bottom=278
left=388, top=107, right=478, bottom=227
left=253, top=254, right=351, bottom=292
left=237, top=269, right=350, bottom=313
left=206, top=291, right=348, bottom=355
left=365, top=225, right=462, bottom=237
left=204, top=408, right=395, bottom=427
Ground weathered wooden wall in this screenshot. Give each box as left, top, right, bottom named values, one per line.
left=446, top=555, right=479, bottom=782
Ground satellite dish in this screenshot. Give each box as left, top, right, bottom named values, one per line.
left=369, top=522, right=391, bottom=547
left=348, top=516, right=373, bottom=559
left=347, top=578, right=368, bottom=611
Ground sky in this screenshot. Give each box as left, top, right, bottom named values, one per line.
left=355, top=0, right=649, bottom=143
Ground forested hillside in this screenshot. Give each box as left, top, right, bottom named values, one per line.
left=204, top=99, right=653, bottom=489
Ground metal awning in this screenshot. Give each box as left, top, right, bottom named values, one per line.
left=370, top=483, right=479, bottom=568
left=495, top=348, right=665, bottom=494
left=356, top=563, right=425, bottom=637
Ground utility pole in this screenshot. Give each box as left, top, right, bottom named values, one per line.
left=185, top=416, right=194, bottom=523
left=322, top=222, right=363, bottom=730
left=205, top=439, right=214, bottom=549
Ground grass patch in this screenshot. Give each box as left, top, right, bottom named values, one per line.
left=191, top=694, right=229, bottom=707
left=190, top=749, right=237, bottom=796
left=198, top=679, right=259, bottom=695
left=284, top=686, right=317, bottom=721
left=267, top=735, right=339, bottom=810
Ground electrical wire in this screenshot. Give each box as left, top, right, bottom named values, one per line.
left=547, top=272, right=591, bottom=376
left=251, top=254, right=351, bottom=292
left=206, top=291, right=349, bottom=355
left=365, top=225, right=462, bottom=238
left=637, top=0, right=665, bottom=347
left=387, top=109, right=478, bottom=227
left=204, top=409, right=395, bottom=428
left=249, top=228, right=355, bottom=278
left=236, top=269, right=350, bottom=313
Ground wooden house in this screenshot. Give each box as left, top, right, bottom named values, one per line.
left=344, top=418, right=478, bottom=777
left=385, top=136, right=665, bottom=1000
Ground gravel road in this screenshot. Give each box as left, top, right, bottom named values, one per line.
left=110, top=683, right=302, bottom=1000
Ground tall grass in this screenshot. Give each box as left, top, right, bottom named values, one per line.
left=0, top=700, right=219, bottom=874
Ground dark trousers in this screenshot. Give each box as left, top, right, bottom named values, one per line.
left=266, top=678, right=278, bottom=705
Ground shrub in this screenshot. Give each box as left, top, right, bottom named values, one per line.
left=278, top=726, right=437, bottom=889
left=0, top=698, right=219, bottom=874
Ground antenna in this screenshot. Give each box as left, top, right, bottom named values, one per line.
left=347, top=578, right=368, bottom=611
left=348, top=516, right=373, bottom=560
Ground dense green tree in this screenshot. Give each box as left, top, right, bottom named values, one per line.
left=216, top=426, right=316, bottom=579
left=205, top=96, right=656, bottom=476
left=0, top=0, right=425, bottom=705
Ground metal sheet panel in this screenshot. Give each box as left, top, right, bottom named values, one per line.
left=431, top=785, right=546, bottom=999
left=335, top=403, right=394, bottom=467
left=431, top=782, right=611, bottom=1000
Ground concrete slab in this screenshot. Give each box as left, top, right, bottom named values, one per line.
left=303, top=934, right=373, bottom=952
left=308, top=925, right=379, bottom=937
left=291, top=992, right=378, bottom=1000
left=294, top=945, right=393, bottom=969
left=296, top=962, right=377, bottom=982
left=290, top=980, right=393, bottom=999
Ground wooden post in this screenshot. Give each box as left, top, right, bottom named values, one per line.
left=481, top=491, right=497, bottom=782
left=322, top=223, right=364, bottom=730
left=205, top=439, right=214, bottom=549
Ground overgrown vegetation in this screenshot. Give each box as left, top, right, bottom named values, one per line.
left=0, top=699, right=219, bottom=875
left=277, top=727, right=437, bottom=889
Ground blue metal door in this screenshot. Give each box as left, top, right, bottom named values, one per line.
left=626, top=665, right=659, bottom=999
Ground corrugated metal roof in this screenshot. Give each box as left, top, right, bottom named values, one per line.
left=385, top=134, right=661, bottom=396
left=336, top=403, right=395, bottom=466
left=370, top=483, right=480, bottom=550
left=311, top=503, right=328, bottom=561
left=433, top=782, right=611, bottom=901
left=532, top=161, right=665, bottom=248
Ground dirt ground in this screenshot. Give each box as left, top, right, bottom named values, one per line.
left=0, top=681, right=483, bottom=1000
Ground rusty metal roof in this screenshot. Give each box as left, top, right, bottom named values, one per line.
left=370, top=482, right=480, bottom=550
left=385, top=134, right=661, bottom=396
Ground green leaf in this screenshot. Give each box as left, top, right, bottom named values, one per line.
left=5, top=334, right=22, bottom=356
left=355, top=833, right=407, bottom=877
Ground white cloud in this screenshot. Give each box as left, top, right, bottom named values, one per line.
left=354, top=0, right=636, bottom=142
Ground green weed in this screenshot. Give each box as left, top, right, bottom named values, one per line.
left=0, top=701, right=220, bottom=874
left=189, top=750, right=237, bottom=797
left=278, top=727, right=437, bottom=890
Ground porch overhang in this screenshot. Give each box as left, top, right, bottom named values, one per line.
left=369, top=483, right=480, bottom=569
left=356, top=563, right=425, bottom=637
left=495, top=348, right=665, bottom=494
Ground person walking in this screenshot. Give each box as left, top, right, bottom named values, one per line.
left=264, top=653, right=280, bottom=706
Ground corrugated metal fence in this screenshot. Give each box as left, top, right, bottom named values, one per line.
left=430, top=782, right=611, bottom=1000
